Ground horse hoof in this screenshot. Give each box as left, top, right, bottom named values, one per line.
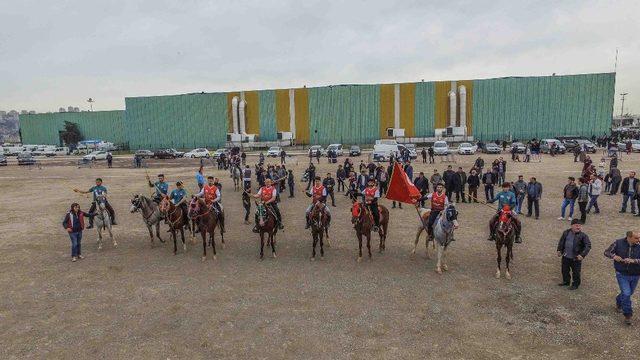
left=273, top=253, right=277, bottom=258
left=173, top=252, right=177, bottom=256
left=442, top=265, right=448, bottom=271
left=495, top=270, right=501, bottom=279
left=98, top=245, right=102, bottom=250
left=505, top=272, right=511, bottom=280
left=201, top=257, right=206, bottom=262
left=436, top=268, right=442, bottom=274
left=310, top=257, right=315, bottom=261
left=213, top=255, right=217, bottom=261
left=357, top=257, right=362, bottom=263
left=320, top=256, right=324, bottom=260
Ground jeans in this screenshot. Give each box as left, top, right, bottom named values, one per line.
left=621, top=193, right=637, bottom=213
left=561, top=256, right=582, bottom=287
left=69, top=231, right=82, bottom=257
left=616, top=272, right=640, bottom=316
left=527, top=197, right=540, bottom=217
left=561, top=198, right=575, bottom=218
left=516, top=194, right=525, bottom=213
left=586, top=195, right=600, bottom=213
left=484, top=185, right=494, bottom=201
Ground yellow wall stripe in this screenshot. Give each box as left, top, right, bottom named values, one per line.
left=275, top=89, right=290, bottom=132
left=434, top=81, right=450, bottom=129
left=244, top=91, right=260, bottom=134
left=379, top=84, right=395, bottom=138
left=400, top=83, right=416, bottom=137
left=294, top=88, right=310, bottom=144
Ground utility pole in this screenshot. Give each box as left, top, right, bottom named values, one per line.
left=620, top=93, right=628, bottom=117
left=87, top=98, right=94, bottom=111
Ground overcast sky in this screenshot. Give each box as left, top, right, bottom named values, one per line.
left=1, top=0, right=638, bottom=115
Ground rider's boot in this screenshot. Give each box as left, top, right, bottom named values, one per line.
left=305, top=216, right=310, bottom=229
left=487, top=232, right=494, bottom=241
left=87, top=216, right=94, bottom=229
left=515, top=229, right=522, bottom=243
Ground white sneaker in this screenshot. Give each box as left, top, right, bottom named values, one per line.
left=71, top=257, right=77, bottom=262
left=557, top=217, right=564, bottom=220
left=567, top=217, right=573, bottom=221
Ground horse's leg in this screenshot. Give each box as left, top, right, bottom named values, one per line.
left=219, top=216, right=225, bottom=248
left=147, top=224, right=154, bottom=244
left=97, top=227, right=103, bottom=250
left=366, top=233, right=372, bottom=260
left=311, top=232, right=317, bottom=260
left=413, top=226, right=423, bottom=256
left=436, top=244, right=443, bottom=274
left=357, top=233, right=363, bottom=262
left=210, top=230, right=217, bottom=260
left=270, top=232, right=276, bottom=258
left=319, top=231, right=324, bottom=258
left=260, top=232, right=265, bottom=260
left=156, top=222, right=164, bottom=243
left=505, top=240, right=513, bottom=280
left=201, top=228, right=207, bottom=261
left=180, top=228, right=186, bottom=252
left=495, top=242, right=502, bottom=278
left=108, top=224, right=116, bottom=247
left=172, top=229, right=177, bottom=255
left=441, top=244, right=449, bottom=271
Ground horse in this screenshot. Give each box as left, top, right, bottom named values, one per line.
left=255, top=202, right=278, bottom=259
left=413, top=205, right=459, bottom=274
left=93, top=194, right=116, bottom=250
left=130, top=194, right=164, bottom=244
left=159, top=196, right=189, bottom=255
left=309, top=202, right=330, bottom=260
left=231, top=165, right=241, bottom=191
left=188, top=197, right=225, bottom=261
left=350, top=201, right=389, bottom=261
left=494, top=211, right=515, bottom=279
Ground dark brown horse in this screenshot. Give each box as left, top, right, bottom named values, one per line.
left=350, top=201, right=389, bottom=261
left=255, top=202, right=278, bottom=259
left=159, top=196, right=189, bottom=255
left=494, top=212, right=515, bottom=279
left=188, top=197, right=225, bottom=261
left=309, top=202, right=330, bottom=260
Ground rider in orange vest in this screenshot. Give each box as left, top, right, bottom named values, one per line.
left=417, top=183, right=450, bottom=237
left=362, top=178, right=382, bottom=232
left=305, top=176, right=330, bottom=229
left=195, top=176, right=223, bottom=216
left=251, top=178, right=284, bottom=232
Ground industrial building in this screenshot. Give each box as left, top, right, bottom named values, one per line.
left=19, top=72, right=615, bottom=149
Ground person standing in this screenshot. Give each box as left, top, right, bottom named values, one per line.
left=556, top=219, right=591, bottom=290
left=620, top=171, right=639, bottom=214
left=604, top=231, right=640, bottom=325
left=482, top=168, right=495, bottom=201
left=428, top=146, right=435, bottom=164
left=455, top=167, right=467, bottom=203
left=62, top=203, right=90, bottom=262
left=404, top=161, right=414, bottom=182
left=196, top=166, right=206, bottom=191
left=577, top=178, right=590, bottom=224
left=474, top=157, right=485, bottom=175
left=377, top=166, right=389, bottom=195
left=467, top=169, right=480, bottom=203
left=240, top=151, right=246, bottom=166
left=322, top=173, right=336, bottom=207
left=443, top=165, right=456, bottom=201
left=106, top=152, right=113, bottom=168
left=242, top=186, right=251, bottom=224
left=305, top=162, right=316, bottom=191
left=497, top=157, right=507, bottom=185
left=336, top=165, right=346, bottom=192
left=430, top=169, right=442, bottom=189
left=413, top=172, right=430, bottom=207
left=287, top=169, right=295, bottom=198
left=526, top=177, right=542, bottom=219
left=586, top=174, right=602, bottom=214
left=280, top=149, right=287, bottom=165
left=609, top=167, right=622, bottom=195
left=421, top=148, right=427, bottom=164
left=558, top=177, right=578, bottom=221
left=512, top=175, right=527, bottom=214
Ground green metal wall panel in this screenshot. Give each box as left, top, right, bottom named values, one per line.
left=124, top=93, right=227, bottom=150
left=472, top=73, right=614, bottom=141
left=414, top=81, right=436, bottom=137
left=258, top=90, right=277, bottom=141
left=19, top=110, right=125, bottom=145
left=308, top=85, right=379, bottom=146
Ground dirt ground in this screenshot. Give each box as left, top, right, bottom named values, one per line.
left=1, top=152, right=639, bottom=359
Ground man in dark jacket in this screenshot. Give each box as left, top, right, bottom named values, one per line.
left=413, top=172, right=430, bottom=207
left=557, top=219, right=591, bottom=290
left=427, top=147, right=435, bottom=164
left=512, top=175, right=527, bottom=214
left=421, top=148, right=427, bottom=164
left=336, top=165, right=346, bottom=192
left=474, top=157, right=485, bottom=174
left=620, top=171, right=639, bottom=214
left=467, top=169, right=480, bottom=203
left=482, top=168, right=496, bottom=201
left=442, top=165, right=456, bottom=200
left=609, top=167, right=622, bottom=195
left=604, top=231, right=640, bottom=325
left=526, top=177, right=543, bottom=219
left=455, top=167, right=467, bottom=203
left=559, top=177, right=578, bottom=220
left=322, top=173, right=336, bottom=207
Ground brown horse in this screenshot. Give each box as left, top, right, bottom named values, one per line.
left=159, top=196, right=190, bottom=255
left=188, top=197, right=225, bottom=261
left=350, top=201, right=389, bottom=261
left=309, top=202, right=330, bottom=260
left=255, top=202, right=278, bottom=259
left=494, top=212, right=515, bottom=279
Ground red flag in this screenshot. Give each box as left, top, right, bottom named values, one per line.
left=385, top=162, right=421, bottom=204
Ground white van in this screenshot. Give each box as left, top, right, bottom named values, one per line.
left=44, top=146, right=69, bottom=157
left=373, top=143, right=400, bottom=162
left=327, top=144, right=343, bottom=156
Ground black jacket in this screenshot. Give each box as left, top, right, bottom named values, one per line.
left=413, top=176, right=429, bottom=194
left=467, top=174, right=480, bottom=188
left=620, top=177, right=639, bottom=194
left=443, top=170, right=456, bottom=189
left=557, top=229, right=591, bottom=258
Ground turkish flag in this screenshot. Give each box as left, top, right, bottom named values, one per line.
left=385, top=162, right=421, bottom=204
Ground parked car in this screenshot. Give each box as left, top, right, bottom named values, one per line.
left=17, top=153, right=36, bottom=165
left=433, top=141, right=450, bottom=155
left=267, top=146, right=282, bottom=157
left=309, top=145, right=325, bottom=157
left=153, top=149, right=183, bottom=159
left=0, top=154, right=7, bottom=166
left=565, top=139, right=597, bottom=153
left=168, top=148, right=184, bottom=157
left=616, top=140, right=640, bottom=152
left=44, top=147, right=69, bottom=157
left=457, top=142, right=476, bottom=155
left=510, top=142, right=526, bottom=153
left=399, top=144, right=418, bottom=159
left=482, top=143, right=501, bottom=154
left=32, top=145, right=55, bottom=156
left=327, top=144, right=343, bottom=156
left=134, top=149, right=154, bottom=158
left=83, top=151, right=109, bottom=161
left=184, top=148, right=210, bottom=158
left=349, top=145, right=361, bottom=157
left=212, top=148, right=229, bottom=159
left=540, top=139, right=566, bottom=154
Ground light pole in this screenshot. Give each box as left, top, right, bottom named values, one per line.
left=620, top=93, right=628, bottom=117
left=87, top=98, right=94, bottom=111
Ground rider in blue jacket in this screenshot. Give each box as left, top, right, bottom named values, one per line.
left=488, top=182, right=522, bottom=243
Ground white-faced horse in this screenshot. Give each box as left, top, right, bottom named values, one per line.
left=94, top=194, right=116, bottom=250
left=413, top=204, right=459, bottom=274
left=130, top=194, right=164, bottom=244
left=231, top=165, right=241, bottom=191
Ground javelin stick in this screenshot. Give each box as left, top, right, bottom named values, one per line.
left=467, top=192, right=498, bottom=212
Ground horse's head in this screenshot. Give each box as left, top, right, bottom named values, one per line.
left=351, top=202, right=364, bottom=225
left=188, top=196, right=202, bottom=218
left=130, top=194, right=142, bottom=213
left=497, top=209, right=514, bottom=236
left=310, top=202, right=326, bottom=227
left=256, top=202, right=266, bottom=227
left=158, top=195, right=170, bottom=212
left=95, top=194, right=107, bottom=210
left=444, top=204, right=459, bottom=229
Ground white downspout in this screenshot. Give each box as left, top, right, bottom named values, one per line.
left=289, top=89, right=296, bottom=139
left=239, top=100, right=247, bottom=134
left=448, top=90, right=457, bottom=127
left=231, top=96, right=239, bottom=134
left=394, top=84, right=400, bottom=129
left=458, top=85, right=467, bottom=130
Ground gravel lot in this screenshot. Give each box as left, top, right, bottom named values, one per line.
left=1, top=152, right=639, bottom=359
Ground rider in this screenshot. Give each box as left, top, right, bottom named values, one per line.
left=362, top=178, right=382, bottom=233
left=148, top=173, right=169, bottom=203
left=487, top=182, right=522, bottom=243
left=416, top=183, right=449, bottom=238
left=169, top=181, right=189, bottom=227
left=195, top=176, right=223, bottom=217
left=74, top=178, right=117, bottom=228
left=305, top=176, right=331, bottom=229
left=251, top=178, right=284, bottom=232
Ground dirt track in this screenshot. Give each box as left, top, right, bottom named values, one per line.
left=1, top=153, right=639, bottom=359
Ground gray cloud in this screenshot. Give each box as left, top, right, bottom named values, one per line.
left=1, top=0, right=638, bottom=114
